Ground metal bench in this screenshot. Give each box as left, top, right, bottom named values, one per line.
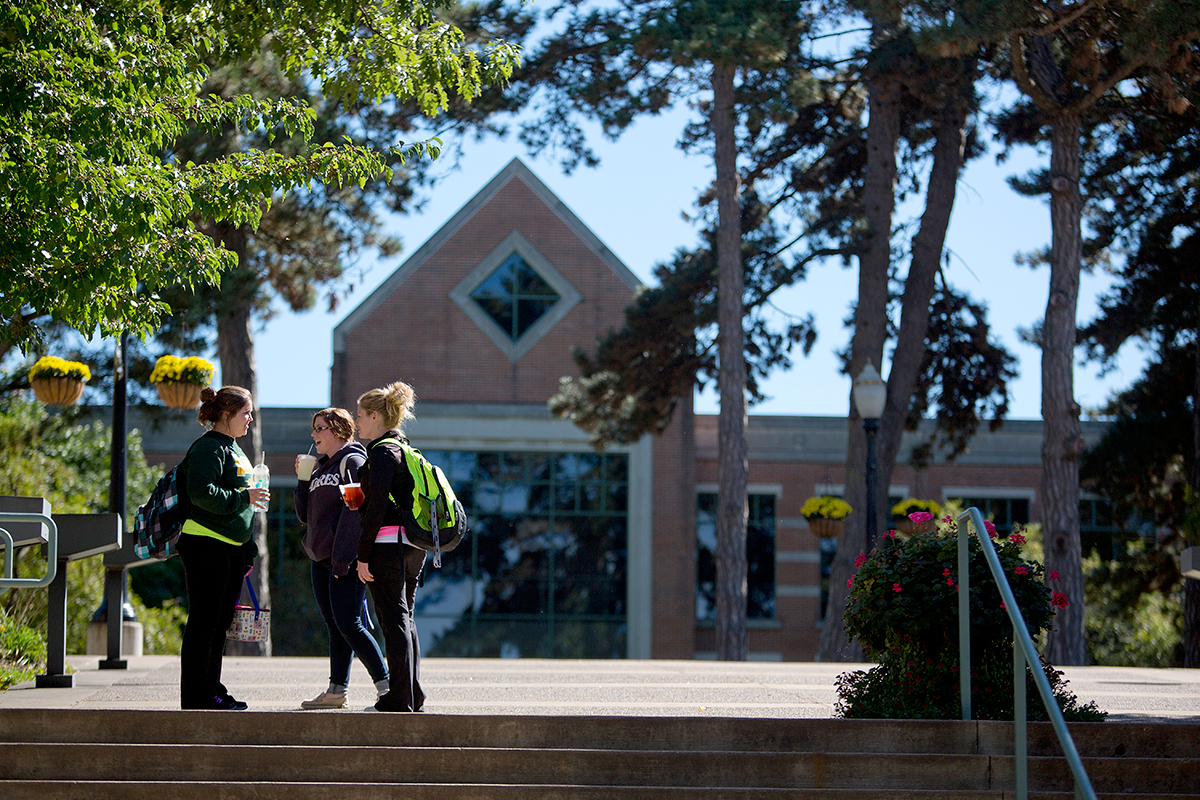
left=0, top=496, right=120, bottom=688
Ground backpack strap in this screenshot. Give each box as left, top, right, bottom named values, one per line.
left=370, top=437, right=412, bottom=507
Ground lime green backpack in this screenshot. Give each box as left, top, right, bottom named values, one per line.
left=373, top=437, right=467, bottom=568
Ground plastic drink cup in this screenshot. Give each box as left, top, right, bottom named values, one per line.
left=296, top=454, right=317, bottom=480
left=251, top=460, right=270, bottom=511
left=341, top=483, right=364, bottom=510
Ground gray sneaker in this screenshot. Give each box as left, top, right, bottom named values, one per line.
left=300, top=691, right=347, bottom=710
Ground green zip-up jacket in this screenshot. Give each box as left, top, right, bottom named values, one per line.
left=180, top=431, right=254, bottom=546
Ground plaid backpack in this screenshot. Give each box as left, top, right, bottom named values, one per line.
left=134, top=465, right=186, bottom=560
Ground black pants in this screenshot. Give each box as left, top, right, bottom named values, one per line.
left=369, top=543, right=426, bottom=711
left=178, top=533, right=245, bottom=709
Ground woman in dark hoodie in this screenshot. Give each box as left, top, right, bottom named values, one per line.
left=294, top=407, right=389, bottom=709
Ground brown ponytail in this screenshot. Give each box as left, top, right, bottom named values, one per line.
left=198, top=385, right=253, bottom=429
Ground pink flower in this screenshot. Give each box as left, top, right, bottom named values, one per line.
left=909, top=511, right=935, bottom=524
left=1000, top=602, right=1007, bottom=612
left=1014, top=566, right=1028, bottom=576
left=983, top=520, right=997, bottom=537
left=1049, top=570, right=1059, bottom=581
left=1009, top=533, right=1026, bottom=546
left=892, top=582, right=902, bottom=593
left=942, top=567, right=956, bottom=590
left=1051, top=591, right=1069, bottom=609
left=855, top=552, right=867, bottom=568
left=847, top=577, right=854, bottom=589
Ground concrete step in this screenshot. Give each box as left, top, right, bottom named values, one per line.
left=0, top=786, right=1195, bottom=800
left=4, top=711, right=1199, bottom=796
left=0, top=785, right=1109, bottom=800
left=13, top=709, right=1199, bottom=757
left=0, top=710, right=985, bottom=752
left=2, top=742, right=1198, bottom=794
left=0, top=744, right=993, bottom=789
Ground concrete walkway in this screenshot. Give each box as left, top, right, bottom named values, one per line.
left=3, top=656, right=1200, bottom=722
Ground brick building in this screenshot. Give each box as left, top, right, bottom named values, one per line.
left=139, top=158, right=1111, bottom=661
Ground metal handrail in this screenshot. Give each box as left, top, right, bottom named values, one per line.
left=0, top=526, right=12, bottom=581
left=0, top=512, right=58, bottom=589
left=957, top=507, right=1095, bottom=800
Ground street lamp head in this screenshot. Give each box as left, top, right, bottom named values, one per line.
left=854, top=360, right=888, bottom=421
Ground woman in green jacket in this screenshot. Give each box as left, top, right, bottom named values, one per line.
left=178, top=385, right=269, bottom=710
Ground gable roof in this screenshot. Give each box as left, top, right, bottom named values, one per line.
left=333, top=157, right=642, bottom=354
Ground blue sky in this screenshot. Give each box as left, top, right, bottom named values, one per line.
left=249, top=104, right=1146, bottom=422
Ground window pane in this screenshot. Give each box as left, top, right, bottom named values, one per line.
left=695, top=494, right=718, bottom=621
left=695, top=493, right=775, bottom=621
left=553, top=518, right=626, bottom=616
left=516, top=298, right=555, bottom=336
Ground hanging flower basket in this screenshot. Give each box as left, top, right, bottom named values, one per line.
left=150, top=355, right=214, bottom=409
left=28, top=357, right=90, bottom=406
left=801, top=496, right=852, bottom=538
left=155, top=381, right=203, bottom=410
left=31, top=376, right=86, bottom=406
left=807, top=517, right=844, bottom=539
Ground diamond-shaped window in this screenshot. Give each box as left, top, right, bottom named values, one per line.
left=450, top=231, right=582, bottom=362
left=470, top=253, right=561, bottom=342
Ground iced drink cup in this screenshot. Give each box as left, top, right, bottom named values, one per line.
left=296, top=454, right=318, bottom=480
left=341, top=482, right=364, bottom=510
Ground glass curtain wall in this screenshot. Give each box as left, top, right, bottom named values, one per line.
left=416, top=450, right=629, bottom=658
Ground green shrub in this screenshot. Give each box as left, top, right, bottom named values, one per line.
left=0, top=607, right=46, bottom=689
left=837, top=517, right=1105, bottom=721
left=1084, top=543, right=1183, bottom=667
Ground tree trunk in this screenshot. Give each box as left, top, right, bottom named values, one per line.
left=876, top=87, right=970, bottom=505
left=1186, top=315, right=1200, bottom=668
left=213, top=224, right=272, bottom=657
left=818, top=26, right=901, bottom=662
left=1041, top=113, right=1085, bottom=666
left=712, top=62, right=748, bottom=661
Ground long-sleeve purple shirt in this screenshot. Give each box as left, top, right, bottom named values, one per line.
left=295, top=441, right=367, bottom=576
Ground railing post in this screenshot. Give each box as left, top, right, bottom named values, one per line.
left=1015, top=636, right=1027, bottom=800
left=958, top=517, right=971, bottom=720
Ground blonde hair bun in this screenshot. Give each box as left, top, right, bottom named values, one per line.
left=358, top=381, right=416, bottom=430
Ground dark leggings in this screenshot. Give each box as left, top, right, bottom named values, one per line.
left=178, top=533, right=245, bottom=709
left=310, top=559, right=388, bottom=686
left=369, top=543, right=426, bottom=712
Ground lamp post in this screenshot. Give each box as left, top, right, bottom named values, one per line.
left=854, top=360, right=887, bottom=553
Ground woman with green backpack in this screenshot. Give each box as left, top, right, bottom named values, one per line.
left=351, top=381, right=426, bottom=713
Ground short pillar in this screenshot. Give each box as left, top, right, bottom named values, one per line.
left=35, top=558, right=74, bottom=688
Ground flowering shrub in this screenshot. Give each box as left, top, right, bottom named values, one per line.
left=837, top=517, right=1105, bottom=721
left=149, top=355, right=214, bottom=386
left=801, top=496, right=852, bottom=521
left=891, top=498, right=942, bottom=518
left=29, top=356, right=90, bottom=382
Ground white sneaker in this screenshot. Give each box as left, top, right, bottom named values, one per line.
left=300, top=691, right=347, bottom=710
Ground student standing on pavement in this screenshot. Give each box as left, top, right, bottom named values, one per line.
left=352, top=382, right=426, bottom=712
left=178, top=386, right=268, bottom=710
left=295, top=407, right=389, bottom=709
